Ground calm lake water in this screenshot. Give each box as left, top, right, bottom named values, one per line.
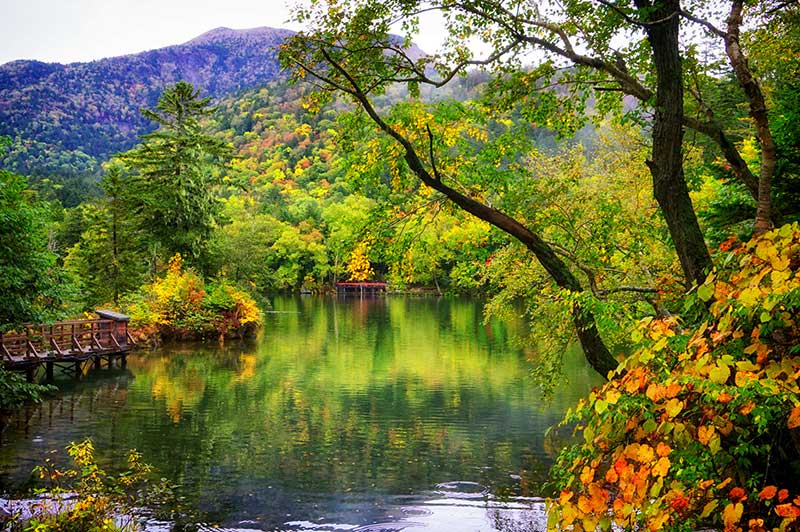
left=0, top=296, right=601, bottom=531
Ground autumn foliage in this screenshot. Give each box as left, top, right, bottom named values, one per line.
left=549, top=224, right=800, bottom=532
left=124, top=254, right=262, bottom=343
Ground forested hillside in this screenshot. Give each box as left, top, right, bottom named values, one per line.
left=3, top=2, right=800, bottom=531
left=0, top=27, right=292, bottom=205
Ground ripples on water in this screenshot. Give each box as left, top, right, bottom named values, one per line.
left=0, top=296, right=600, bottom=531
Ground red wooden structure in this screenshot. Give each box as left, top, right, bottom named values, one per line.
left=335, top=282, right=388, bottom=295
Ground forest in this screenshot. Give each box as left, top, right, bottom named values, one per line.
left=1, top=0, right=800, bottom=531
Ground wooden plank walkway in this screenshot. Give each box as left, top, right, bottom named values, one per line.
left=1, top=310, right=135, bottom=380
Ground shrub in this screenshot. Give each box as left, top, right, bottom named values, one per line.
left=0, top=367, right=55, bottom=410
left=9, top=440, right=151, bottom=532
left=123, top=254, right=261, bottom=343
left=549, top=224, right=800, bottom=532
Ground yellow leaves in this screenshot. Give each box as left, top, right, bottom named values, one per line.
left=709, top=362, right=732, bottom=384
left=664, top=398, right=683, bottom=418
left=633, top=444, right=655, bottom=464
left=605, top=389, right=621, bottom=405
left=701, top=499, right=719, bottom=518
left=346, top=241, right=374, bottom=281
left=168, top=253, right=183, bottom=274
left=652, top=456, right=670, bottom=477
left=580, top=466, right=595, bottom=485
left=723, top=502, right=744, bottom=531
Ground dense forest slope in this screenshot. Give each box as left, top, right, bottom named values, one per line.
left=0, top=27, right=293, bottom=202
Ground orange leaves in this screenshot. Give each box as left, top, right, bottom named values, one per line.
left=668, top=490, right=690, bottom=513
left=788, top=405, right=800, bottom=429
left=758, top=485, right=778, bottom=500
left=656, top=442, right=671, bottom=457
left=549, top=225, right=800, bottom=532
left=729, top=487, right=748, bottom=503
left=775, top=503, right=800, bottom=518
left=646, top=383, right=665, bottom=402
left=698, top=425, right=716, bottom=446
left=759, top=485, right=800, bottom=523
left=622, top=366, right=648, bottom=394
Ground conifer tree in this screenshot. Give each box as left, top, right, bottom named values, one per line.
left=119, top=81, right=231, bottom=267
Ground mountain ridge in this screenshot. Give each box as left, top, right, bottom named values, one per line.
left=0, top=26, right=295, bottom=194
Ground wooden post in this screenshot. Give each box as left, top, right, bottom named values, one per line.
left=46, top=361, right=54, bottom=381
left=26, top=340, right=40, bottom=360
left=50, top=337, right=64, bottom=357
left=25, top=366, right=34, bottom=382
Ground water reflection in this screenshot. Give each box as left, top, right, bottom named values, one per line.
left=0, top=296, right=601, bottom=530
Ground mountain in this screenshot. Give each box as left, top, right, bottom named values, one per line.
left=0, top=26, right=293, bottom=202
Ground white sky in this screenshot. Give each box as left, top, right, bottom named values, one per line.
left=0, top=0, right=445, bottom=66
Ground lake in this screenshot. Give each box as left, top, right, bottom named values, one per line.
left=0, top=296, right=601, bottom=531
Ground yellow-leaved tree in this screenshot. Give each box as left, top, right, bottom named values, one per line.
left=346, top=241, right=375, bottom=282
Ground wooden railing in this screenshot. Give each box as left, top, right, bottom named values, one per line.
left=1, top=317, right=134, bottom=365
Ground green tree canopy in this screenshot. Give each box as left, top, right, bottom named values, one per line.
left=0, top=138, right=69, bottom=329
left=118, top=81, right=232, bottom=267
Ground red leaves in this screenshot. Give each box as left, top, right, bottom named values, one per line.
left=669, top=492, right=690, bottom=513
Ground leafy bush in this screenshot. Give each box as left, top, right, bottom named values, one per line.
left=123, top=254, right=261, bottom=343
left=549, top=224, right=800, bottom=532
left=9, top=440, right=151, bottom=532
left=0, top=367, right=55, bottom=410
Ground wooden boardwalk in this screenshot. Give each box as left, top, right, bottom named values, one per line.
left=1, top=310, right=135, bottom=380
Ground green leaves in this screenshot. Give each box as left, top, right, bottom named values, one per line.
left=117, top=82, right=232, bottom=267
left=0, top=167, right=71, bottom=329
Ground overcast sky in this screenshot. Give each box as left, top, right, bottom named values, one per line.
left=1, top=0, right=445, bottom=66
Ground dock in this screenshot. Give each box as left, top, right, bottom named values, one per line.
left=336, top=282, right=387, bottom=295
left=1, top=310, right=135, bottom=381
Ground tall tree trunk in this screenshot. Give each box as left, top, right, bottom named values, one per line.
left=637, top=0, right=712, bottom=287
left=725, top=0, right=776, bottom=235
